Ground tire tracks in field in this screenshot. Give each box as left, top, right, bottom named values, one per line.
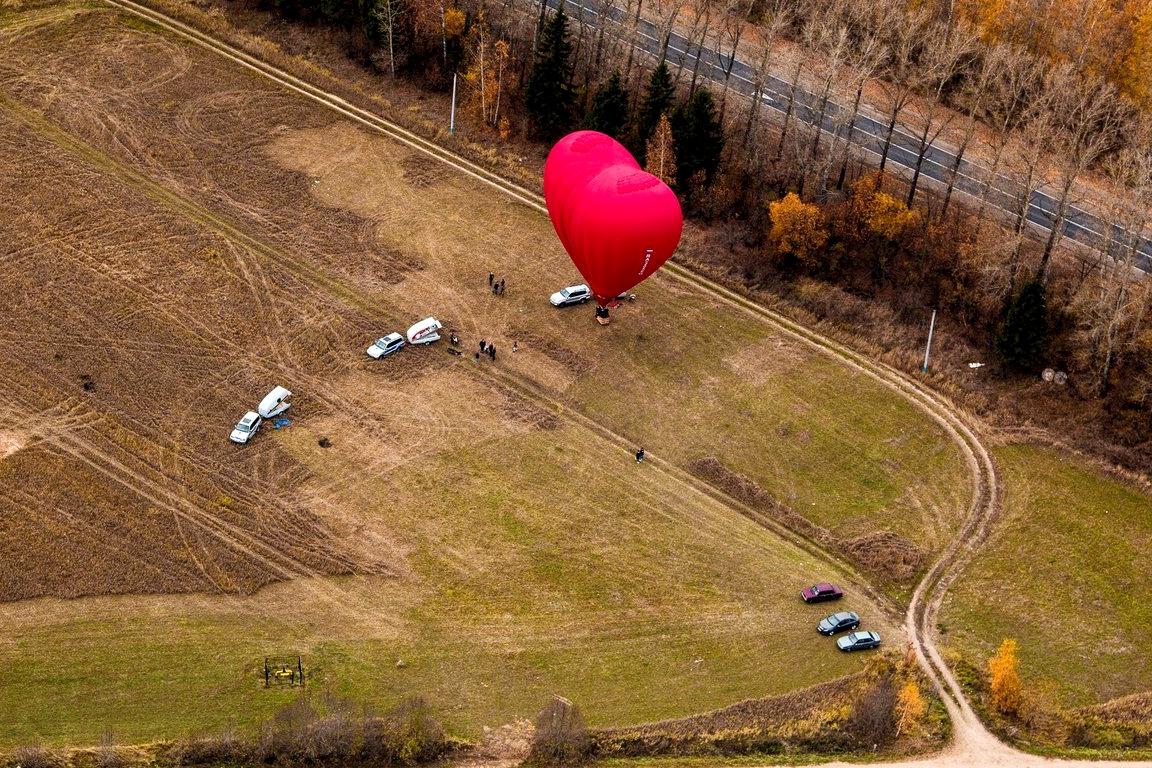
left=55, top=0, right=1000, bottom=749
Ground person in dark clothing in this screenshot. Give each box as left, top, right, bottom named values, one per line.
left=489, top=345, right=496, bottom=360
left=635, top=448, right=645, bottom=463
left=474, top=352, right=480, bottom=360
left=498, top=279, right=506, bottom=295
left=492, top=282, right=499, bottom=295
left=479, top=339, right=487, bottom=352
left=488, top=272, right=494, bottom=286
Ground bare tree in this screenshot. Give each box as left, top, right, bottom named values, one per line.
left=975, top=45, right=1044, bottom=222
left=1003, top=90, right=1058, bottom=298
left=373, top=0, right=405, bottom=76
left=903, top=22, right=978, bottom=206
left=740, top=4, right=791, bottom=149
left=680, top=0, right=716, bottom=92
left=713, top=0, right=754, bottom=122
left=833, top=5, right=888, bottom=190
left=1074, top=121, right=1152, bottom=395
left=655, top=0, right=684, bottom=60
left=940, top=42, right=1011, bottom=216
left=806, top=23, right=850, bottom=162
left=774, top=10, right=821, bottom=162
left=873, top=5, right=933, bottom=174
left=1035, top=70, right=1126, bottom=281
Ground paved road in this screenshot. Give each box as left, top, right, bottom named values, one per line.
left=549, top=0, right=1152, bottom=273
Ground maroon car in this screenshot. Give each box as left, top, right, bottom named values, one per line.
left=800, top=583, right=844, bottom=603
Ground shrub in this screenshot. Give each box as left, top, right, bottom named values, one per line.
left=846, top=675, right=897, bottom=747
left=528, top=696, right=593, bottom=765
left=8, top=746, right=64, bottom=768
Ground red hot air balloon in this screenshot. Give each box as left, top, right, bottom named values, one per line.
left=543, top=131, right=683, bottom=312
left=543, top=131, right=638, bottom=254
left=565, top=164, right=682, bottom=305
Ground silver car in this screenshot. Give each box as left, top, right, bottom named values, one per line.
left=230, top=411, right=262, bottom=444
left=549, top=284, right=591, bottom=307
left=367, top=332, right=405, bottom=359
left=836, top=631, right=881, bottom=652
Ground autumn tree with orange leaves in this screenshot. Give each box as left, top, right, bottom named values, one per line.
left=989, top=638, right=1023, bottom=715
left=768, top=193, right=828, bottom=268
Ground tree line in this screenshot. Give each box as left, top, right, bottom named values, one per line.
left=248, top=0, right=1152, bottom=453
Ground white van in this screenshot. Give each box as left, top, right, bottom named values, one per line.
left=406, top=317, right=442, bottom=345
left=258, top=386, right=292, bottom=418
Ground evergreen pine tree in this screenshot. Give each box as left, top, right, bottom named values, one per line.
left=635, top=62, right=675, bottom=160
left=525, top=5, right=574, bottom=140
left=671, top=88, right=725, bottom=192
left=585, top=71, right=629, bottom=139
left=997, top=280, right=1049, bottom=372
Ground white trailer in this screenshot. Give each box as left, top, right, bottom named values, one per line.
left=258, top=386, right=292, bottom=418
left=406, top=317, right=442, bottom=345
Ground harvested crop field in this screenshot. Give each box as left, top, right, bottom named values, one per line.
left=0, top=1, right=966, bottom=745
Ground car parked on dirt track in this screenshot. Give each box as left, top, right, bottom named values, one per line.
left=367, top=332, right=405, bottom=359
left=817, top=611, right=861, bottom=635
left=550, top=284, right=591, bottom=306
left=836, top=630, right=881, bottom=652
left=230, top=411, right=262, bottom=444
left=801, top=583, right=843, bottom=603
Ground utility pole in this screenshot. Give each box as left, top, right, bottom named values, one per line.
left=449, top=72, right=458, bottom=134
left=922, top=309, right=937, bottom=373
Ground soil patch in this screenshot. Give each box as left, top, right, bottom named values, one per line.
left=514, top=332, right=591, bottom=377
left=0, top=432, right=23, bottom=460
left=593, top=673, right=865, bottom=756
left=723, top=334, right=814, bottom=387
left=400, top=152, right=452, bottom=188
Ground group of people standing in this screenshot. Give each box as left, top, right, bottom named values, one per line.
left=488, top=272, right=507, bottom=296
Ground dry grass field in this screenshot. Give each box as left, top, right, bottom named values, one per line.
left=0, top=1, right=968, bottom=745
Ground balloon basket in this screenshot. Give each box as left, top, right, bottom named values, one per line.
left=596, top=315, right=611, bottom=326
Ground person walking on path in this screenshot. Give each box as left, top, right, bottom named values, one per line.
left=635, top=448, right=645, bottom=463
left=488, top=272, right=494, bottom=286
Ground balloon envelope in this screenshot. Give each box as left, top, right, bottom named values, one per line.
left=565, top=164, right=683, bottom=304
left=543, top=131, right=638, bottom=252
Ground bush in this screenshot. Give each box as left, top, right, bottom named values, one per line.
left=8, top=746, right=64, bottom=768
left=172, top=695, right=450, bottom=766
left=846, top=675, right=898, bottom=747
left=528, top=697, right=593, bottom=766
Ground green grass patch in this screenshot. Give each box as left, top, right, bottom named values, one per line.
left=942, top=444, right=1152, bottom=706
